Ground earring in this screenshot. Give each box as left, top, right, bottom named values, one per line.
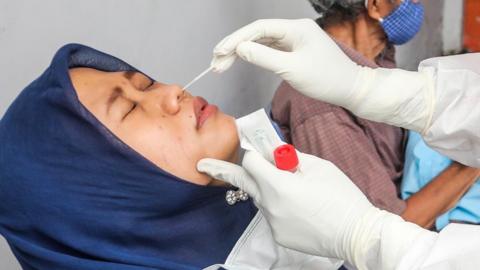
left=226, top=189, right=249, bottom=205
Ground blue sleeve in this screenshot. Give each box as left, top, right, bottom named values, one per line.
left=401, top=132, right=453, bottom=200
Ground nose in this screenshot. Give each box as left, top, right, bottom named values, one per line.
left=148, top=84, right=185, bottom=115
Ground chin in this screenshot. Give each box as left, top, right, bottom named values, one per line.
left=204, top=114, right=239, bottom=159
left=189, top=171, right=217, bottom=186
left=219, top=131, right=239, bottom=163
left=208, top=179, right=229, bottom=187
left=190, top=170, right=228, bottom=187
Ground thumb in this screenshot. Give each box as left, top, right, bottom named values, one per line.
left=236, top=41, right=290, bottom=73
left=242, top=150, right=291, bottom=188
left=197, top=158, right=259, bottom=198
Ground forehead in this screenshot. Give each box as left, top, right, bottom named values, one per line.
left=70, top=68, right=150, bottom=88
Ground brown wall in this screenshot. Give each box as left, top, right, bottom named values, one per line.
left=464, top=0, right=480, bottom=52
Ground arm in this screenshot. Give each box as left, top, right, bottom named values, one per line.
left=213, top=19, right=480, bottom=167
left=202, top=149, right=480, bottom=270
left=401, top=162, right=480, bottom=229
left=200, top=150, right=439, bottom=270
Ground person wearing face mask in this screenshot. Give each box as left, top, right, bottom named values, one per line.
left=374, top=0, right=424, bottom=45
left=270, top=0, right=477, bottom=230
left=198, top=1, right=480, bottom=269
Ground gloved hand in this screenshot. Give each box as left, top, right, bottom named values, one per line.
left=198, top=151, right=437, bottom=270
left=212, top=18, right=435, bottom=133
left=211, top=19, right=361, bottom=109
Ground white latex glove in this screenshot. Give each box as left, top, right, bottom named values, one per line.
left=212, top=18, right=436, bottom=133
left=198, top=151, right=437, bottom=270
left=211, top=18, right=361, bottom=109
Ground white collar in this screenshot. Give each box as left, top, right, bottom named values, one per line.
left=205, top=212, right=343, bottom=270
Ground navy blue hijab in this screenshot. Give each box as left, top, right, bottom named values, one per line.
left=0, top=44, right=256, bottom=270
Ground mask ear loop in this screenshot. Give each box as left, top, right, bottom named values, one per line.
left=365, top=0, right=383, bottom=22
left=367, top=0, right=405, bottom=23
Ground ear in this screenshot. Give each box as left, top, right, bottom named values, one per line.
left=368, top=0, right=400, bottom=21
left=366, top=0, right=382, bottom=20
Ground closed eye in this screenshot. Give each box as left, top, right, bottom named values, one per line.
left=148, top=80, right=155, bottom=88
left=142, top=80, right=155, bottom=91
left=122, top=103, right=137, bottom=121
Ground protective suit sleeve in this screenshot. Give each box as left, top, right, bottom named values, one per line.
left=349, top=53, right=480, bottom=168
left=397, top=223, right=480, bottom=270
left=419, top=53, right=480, bottom=168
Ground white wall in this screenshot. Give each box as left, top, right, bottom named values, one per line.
left=0, top=1, right=315, bottom=269
left=0, top=0, right=315, bottom=118
left=0, top=237, right=18, bottom=270
left=442, top=0, right=464, bottom=54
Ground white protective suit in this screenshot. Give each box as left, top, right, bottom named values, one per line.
left=417, top=53, right=480, bottom=168
left=205, top=212, right=343, bottom=270
left=349, top=52, right=480, bottom=168
left=202, top=19, right=480, bottom=270
left=372, top=52, right=480, bottom=270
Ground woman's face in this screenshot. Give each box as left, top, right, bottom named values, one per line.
left=69, top=68, right=238, bottom=186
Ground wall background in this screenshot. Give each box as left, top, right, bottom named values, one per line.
left=442, top=0, right=464, bottom=54
left=0, top=0, right=460, bottom=268
left=0, top=0, right=317, bottom=119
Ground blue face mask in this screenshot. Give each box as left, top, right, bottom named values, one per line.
left=379, top=0, right=424, bottom=45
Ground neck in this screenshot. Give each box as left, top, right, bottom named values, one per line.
left=325, top=13, right=387, bottom=62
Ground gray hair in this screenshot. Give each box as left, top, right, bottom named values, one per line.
left=308, top=0, right=366, bottom=28
left=309, top=0, right=365, bottom=18
left=308, top=0, right=396, bottom=28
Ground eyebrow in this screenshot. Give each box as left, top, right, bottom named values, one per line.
left=124, top=71, right=155, bottom=89
left=106, top=86, right=123, bottom=114
left=123, top=71, right=136, bottom=80
left=106, top=71, right=134, bottom=109
left=106, top=72, right=153, bottom=114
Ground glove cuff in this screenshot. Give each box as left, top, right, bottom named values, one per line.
left=344, top=208, right=437, bottom=270
left=348, top=67, right=435, bottom=134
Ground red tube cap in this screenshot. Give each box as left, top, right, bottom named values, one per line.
left=274, top=144, right=299, bottom=172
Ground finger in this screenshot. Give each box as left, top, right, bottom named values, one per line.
left=213, top=34, right=232, bottom=55
left=197, top=158, right=259, bottom=198
left=236, top=41, right=290, bottom=73
left=210, top=54, right=236, bottom=73
left=296, top=151, right=332, bottom=169
left=242, top=151, right=291, bottom=187
left=213, top=19, right=292, bottom=57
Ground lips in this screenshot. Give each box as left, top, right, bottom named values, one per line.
left=193, top=97, right=218, bottom=129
